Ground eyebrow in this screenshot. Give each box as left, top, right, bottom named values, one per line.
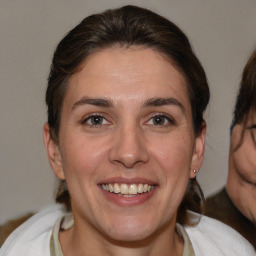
left=72, top=96, right=185, bottom=112
left=72, top=97, right=113, bottom=110
left=143, top=97, right=185, bottom=112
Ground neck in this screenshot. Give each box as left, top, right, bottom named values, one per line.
left=226, top=159, right=256, bottom=225
left=59, top=215, right=184, bottom=256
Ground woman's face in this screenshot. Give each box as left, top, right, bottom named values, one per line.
left=44, top=47, right=205, bottom=242
left=230, top=112, right=256, bottom=184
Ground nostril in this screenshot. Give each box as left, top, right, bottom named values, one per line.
left=110, top=146, right=149, bottom=168
left=113, top=158, right=143, bottom=169
left=108, top=128, right=150, bottom=167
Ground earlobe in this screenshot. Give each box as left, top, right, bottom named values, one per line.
left=190, top=123, right=206, bottom=178
left=43, top=123, right=65, bottom=180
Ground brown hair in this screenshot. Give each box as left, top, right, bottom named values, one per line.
left=46, top=5, right=210, bottom=225
left=230, top=49, right=256, bottom=147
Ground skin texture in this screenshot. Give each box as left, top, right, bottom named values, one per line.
left=44, top=47, right=205, bottom=256
left=227, top=112, right=256, bottom=225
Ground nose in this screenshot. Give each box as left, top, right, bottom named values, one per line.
left=109, top=125, right=149, bottom=168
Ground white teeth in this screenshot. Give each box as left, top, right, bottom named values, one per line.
left=109, top=184, right=114, bottom=192
left=114, top=183, right=120, bottom=193
left=120, top=184, right=128, bottom=194
left=138, top=184, right=144, bottom=193
left=129, top=184, right=137, bottom=194
left=102, top=184, right=109, bottom=192
left=101, top=183, right=155, bottom=195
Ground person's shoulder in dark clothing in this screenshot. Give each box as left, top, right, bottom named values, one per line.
left=205, top=188, right=233, bottom=220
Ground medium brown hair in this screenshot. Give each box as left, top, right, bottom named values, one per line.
left=46, top=5, right=210, bottom=225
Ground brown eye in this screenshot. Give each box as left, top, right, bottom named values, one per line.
left=83, top=115, right=109, bottom=126
left=149, top=115, right=173, bottom=126
left=152, top=115, right=166, bottom=125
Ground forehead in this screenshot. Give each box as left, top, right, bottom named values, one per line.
left=65, top=47, right=190, bottom=110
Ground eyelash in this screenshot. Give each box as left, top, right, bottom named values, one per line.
left=248, top=124, right=256, bottom=129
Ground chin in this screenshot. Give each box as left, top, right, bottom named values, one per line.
left=102, top=218, right=156, bottom=243
left=108, top=229, right=153, bottom=243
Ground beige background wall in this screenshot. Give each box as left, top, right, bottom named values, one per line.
left=1, top=0, right=256, bottom=224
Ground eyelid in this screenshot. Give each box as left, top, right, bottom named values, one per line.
left=247, top=124, right=256, bottom=129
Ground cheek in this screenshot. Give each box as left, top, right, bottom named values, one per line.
left=152, top=136, right=193, bottom=174
left=235, top=146, right=256, bottom=178
left=232, top=136, right=256, bottom=185
left=155, top=144, right=191, bottom=216
left=150, top=136, right=193, bottom=207
left=243, top=149, right=256, bottom=168
left=61, top=135, right=109, bottom=179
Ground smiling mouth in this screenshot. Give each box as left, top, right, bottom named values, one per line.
left=101, top=183, right=156, bottom=196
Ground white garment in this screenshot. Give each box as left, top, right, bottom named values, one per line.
left=0, top=205, right=255, bottom=256
left=0, top=205, right=63, bottom=256
left=185, top=213, right=256, bottom=256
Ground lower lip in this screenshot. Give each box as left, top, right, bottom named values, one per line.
left=99, top=186, right=158, bottom=207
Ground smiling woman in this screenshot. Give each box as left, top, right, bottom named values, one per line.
left=1, top=5, right=254, bottom=256
left=50, top=47, right=198, bottom=245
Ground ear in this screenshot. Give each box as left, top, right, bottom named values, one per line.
left=190, top=123, right=206, bottom=178
left=43, top=123, right=65, bottom=180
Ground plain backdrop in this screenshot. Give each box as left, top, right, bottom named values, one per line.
left=1, top=0, right=256, bottom=224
